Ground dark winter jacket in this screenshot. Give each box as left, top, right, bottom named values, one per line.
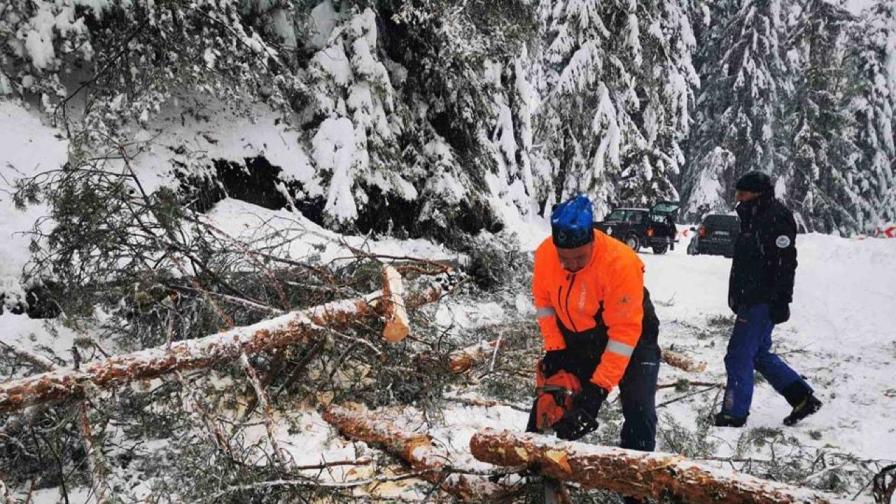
left=728, top=194, right=798, bottom=311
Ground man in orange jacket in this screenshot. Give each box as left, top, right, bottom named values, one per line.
left=527, top=195, right=661, bottom=454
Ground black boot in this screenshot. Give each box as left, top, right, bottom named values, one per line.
left=714, top=412, right=748, bottom=428
left=783, top=395, right=822, bottom=426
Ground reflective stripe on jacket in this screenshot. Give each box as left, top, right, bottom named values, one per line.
left=532, top=230, right=646, bottom=390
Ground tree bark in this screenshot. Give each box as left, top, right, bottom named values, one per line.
left=0, top=283, right=446, bottom=414
left=323, top=405, right=515, bottom=502
left=469, top=429, right=845, bottom=504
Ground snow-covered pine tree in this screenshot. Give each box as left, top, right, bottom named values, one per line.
left=847, top=0, right=896, bottom=232
left=785, top=0, right=863, bottom=233
left=533, top=0, right=698, bottom=217
left=683, top=0, right=788, bottom=216
left=0, top=1, right=301, bottom=149
left=301, top=0, right=539, bottom=238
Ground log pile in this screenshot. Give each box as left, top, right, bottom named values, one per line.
left=469, top=429, right=844, bottom=504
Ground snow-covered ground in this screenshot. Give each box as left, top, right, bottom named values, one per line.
left=642, top=234, right=896, bottom=460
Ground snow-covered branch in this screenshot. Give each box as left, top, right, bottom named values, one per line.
left=0, top=280, right=448, bottom=413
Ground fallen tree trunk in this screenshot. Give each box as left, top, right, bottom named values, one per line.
left=661, top=349, right=707, bottom=373
left=323, top=405, right=515, bottom=502
left=470, top=429, right=845, bottom=504
left=0, top=281, right=447, bottom=414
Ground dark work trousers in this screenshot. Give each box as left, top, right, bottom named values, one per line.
left=722, top=303, right=813, bottom=418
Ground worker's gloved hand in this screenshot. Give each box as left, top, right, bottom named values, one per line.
left=540, top=349, right=570, bottom=378
left=554, top=382, right=608, bottom=441
left=770, top=303, right=790, bottom=324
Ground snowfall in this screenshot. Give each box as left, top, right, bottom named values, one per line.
left=2, top=98, right=895, bottom=502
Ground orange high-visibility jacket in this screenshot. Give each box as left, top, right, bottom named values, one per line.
left=533, top=229, right=645, bottom=391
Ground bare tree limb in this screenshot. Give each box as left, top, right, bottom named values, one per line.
left=239, top=353, right=291, bottom=468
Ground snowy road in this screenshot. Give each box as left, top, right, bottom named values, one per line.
left=642, top=234, right=896, bottom=463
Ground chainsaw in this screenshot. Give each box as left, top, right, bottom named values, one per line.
left=534, top=363, right=582, bottom=432
left=533, top=361, right=581, bottom=504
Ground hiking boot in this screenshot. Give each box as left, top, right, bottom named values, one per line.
left=714, top=412, right=747, bottom=428
left=783, top=395, right=822, bottom=426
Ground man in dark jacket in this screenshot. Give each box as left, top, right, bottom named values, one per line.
left=715, top=171, right=823, bottom=428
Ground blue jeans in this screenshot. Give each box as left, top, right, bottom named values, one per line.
left=722, top=304, right=812, bottom=418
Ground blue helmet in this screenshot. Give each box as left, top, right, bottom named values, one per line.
left=551, top=195, right=594, bottom=249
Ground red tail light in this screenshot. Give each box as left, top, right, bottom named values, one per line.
left=699, top=226, right=707, bottom=237
left=646, top=228, right=654, bottom=237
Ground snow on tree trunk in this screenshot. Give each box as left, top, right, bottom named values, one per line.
left=470, top=429, right=845, bottom=504
left=0, top=281, right=447, bottom=413
left=323, top=405, right=514, bottom=502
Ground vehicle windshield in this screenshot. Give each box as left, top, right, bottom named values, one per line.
left=605, top=210, right=627, bottom=221
left=703, top=215, right=739, bottom=231
left=651, top=202, right=679, bottom=215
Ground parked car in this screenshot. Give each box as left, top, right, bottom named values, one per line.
left=686, top=213, right=740, bottom=257
left=593, top=201, right=679, bottom=254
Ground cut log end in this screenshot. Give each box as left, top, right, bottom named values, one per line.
left=662, top=349, right=707, bottom=373
left=381, top=266, right=411, bottom=343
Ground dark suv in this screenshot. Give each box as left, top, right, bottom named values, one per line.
left=686, top=214, right=740, bottom=257
left=593, top=202, right=679, bottom=254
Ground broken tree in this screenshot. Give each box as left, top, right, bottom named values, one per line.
left=0, top=272, right=448, bottom=414
left=469, top=429, right=845, bottom=504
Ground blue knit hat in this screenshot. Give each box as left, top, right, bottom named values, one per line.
left=551, top=195, right=594, bottom=249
